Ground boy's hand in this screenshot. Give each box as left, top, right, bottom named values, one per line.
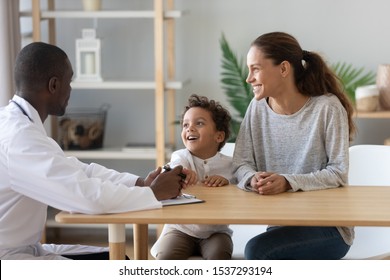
left=202, top=175, right=229, bottom=187
left=181, top=168, right=198, bottom=187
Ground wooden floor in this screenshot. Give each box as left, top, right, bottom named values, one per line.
left=46, top=227, right=158, bottom=260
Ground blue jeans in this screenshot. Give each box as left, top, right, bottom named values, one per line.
left=244, top=226, right=350, bottom=260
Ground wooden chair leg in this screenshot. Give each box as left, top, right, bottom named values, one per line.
left=365, top=252, right=390, bottom=260
left=40, top=225, right=47, bottom=243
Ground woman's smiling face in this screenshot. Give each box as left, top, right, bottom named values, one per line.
left=246, top=46, right=285, bottom=101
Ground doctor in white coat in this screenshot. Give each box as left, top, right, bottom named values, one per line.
left=0, top=42, right=185, bottom=260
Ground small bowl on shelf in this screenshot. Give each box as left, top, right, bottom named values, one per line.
left=82, top=0, right=102, bottom=11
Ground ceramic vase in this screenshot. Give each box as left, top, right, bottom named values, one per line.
left=355, top=85, right=379, bottom=112
left=82, top=0, right=101, bottom=11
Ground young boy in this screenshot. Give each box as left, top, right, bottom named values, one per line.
left=151, top=94, right=236, bottom=260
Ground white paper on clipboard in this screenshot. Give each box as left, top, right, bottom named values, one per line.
left=161, top=193, right=204, bottom=206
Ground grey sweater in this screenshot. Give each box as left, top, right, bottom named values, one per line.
left=233, top=93, right=354, bottom=245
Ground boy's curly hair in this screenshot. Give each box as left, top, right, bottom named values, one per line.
left=181, top=94, right=231, bottom=151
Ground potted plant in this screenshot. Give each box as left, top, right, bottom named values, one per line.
left=220, top=33, right=251, bottom=141
left=331, top=62, right=376, bottom=103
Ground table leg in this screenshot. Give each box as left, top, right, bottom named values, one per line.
left=108, top=224, right=126, bottom=260
left=133, top=224, right=148, bottom=260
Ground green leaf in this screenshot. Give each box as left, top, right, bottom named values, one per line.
left=220, top=33, right=252, bottom=141
left=331, top=62, right=376, bottom=103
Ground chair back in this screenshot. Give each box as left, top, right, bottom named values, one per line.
left=348, top=144, right=390, bottom=186
left=221, top=142, right=235, bottom=157
left=344, top=144, right=390, bottom=259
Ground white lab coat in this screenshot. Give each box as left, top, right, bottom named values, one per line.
left=0, top=95, right=162, bottom=259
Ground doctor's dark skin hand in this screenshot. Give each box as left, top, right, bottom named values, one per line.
left=148, top=165, right=185, bottom=200
left=250, top=171, right=292, bottom=195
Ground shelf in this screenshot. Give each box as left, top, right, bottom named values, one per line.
left=20, top=10, right=187, bottom=19
left=71, top=79, right=190, bottom=90
left=27, top=0, right=185, bottom=167
left=64, top=147, right=173, bottom=160
left=354, top=111, right=390, bottom=119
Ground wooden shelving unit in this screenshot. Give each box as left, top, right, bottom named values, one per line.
left=64, top=147, right=173, bottom=160
left=27, top=0, right=185, bottom=167
left=354, top=110, right=390, bottom=119
left=70, top=80, right=188, bottom=90
left=354, top=110, right=390, bottom=145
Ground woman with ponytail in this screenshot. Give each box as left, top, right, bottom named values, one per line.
left=233, top=32, right=355, bottom=260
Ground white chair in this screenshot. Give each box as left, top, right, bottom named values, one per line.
left=220, top=142, right=236, bottom=157
left=343, top=144, right=390, bottom=260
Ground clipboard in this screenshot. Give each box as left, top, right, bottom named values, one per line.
left=161, top=193, right=205, bottom=206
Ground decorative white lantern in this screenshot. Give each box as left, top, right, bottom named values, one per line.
left=75, top=29, right=102, bottom=82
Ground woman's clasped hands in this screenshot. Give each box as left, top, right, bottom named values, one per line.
left=250, top=171, right=292, bottom=195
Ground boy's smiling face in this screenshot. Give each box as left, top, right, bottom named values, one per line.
left=181, top=107, right=225, bottom=159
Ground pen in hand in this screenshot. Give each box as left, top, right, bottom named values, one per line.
left=163, top=164, right=187, bottom=198
left=163, top=164, right=187, bottom=180
left=163, top=165, right=198, bottom=199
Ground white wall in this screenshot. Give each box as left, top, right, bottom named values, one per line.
left=45, top=0, right=390, bottom=168
left=173, top=0, right=390, bottom=146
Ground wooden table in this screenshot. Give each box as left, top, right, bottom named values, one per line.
left=55, top=185, right=390, bottom=260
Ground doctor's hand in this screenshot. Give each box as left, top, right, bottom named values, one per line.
left=142, top=166, right=162, bottom=186
left=150, top=165, right=184, bottom=200
left=251, top=172, right=291, bottom=195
